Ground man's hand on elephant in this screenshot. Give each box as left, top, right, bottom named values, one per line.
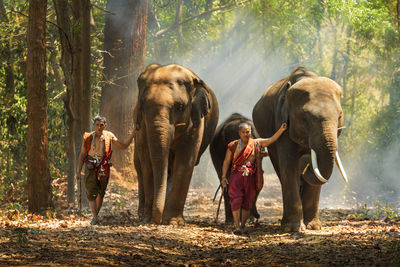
left=221, top=177, right=228, bottom=190
left=281, top=123, right=287, bottom=131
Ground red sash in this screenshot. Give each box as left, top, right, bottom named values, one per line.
left=83, top=132, right=113, bottom=181
left=229, top=138, right=263, bottom=192
left=232, top=138, right=254, bottom=167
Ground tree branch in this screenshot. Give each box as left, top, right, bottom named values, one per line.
left=92, top=3, right=115, bottom=15
left=153, top=0, right=252, bottom=39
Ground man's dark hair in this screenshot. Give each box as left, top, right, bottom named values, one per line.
left=92, top=115, right=107, bottom=124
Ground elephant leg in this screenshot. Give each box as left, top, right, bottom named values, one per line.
left=134, top=156, right=145, bottom=220
left=250, top=192, right=260, bottom=222
left=139, top=147, right=154, bottom=224
left=163, top=142, right=199, bottom=225
left=224, top=189, right=233, bottom=224
left=163, top=161, right=196, bottom=225
left=301, top=180, right=322, bottom=230
left=279, top=147, right=305, bottom=232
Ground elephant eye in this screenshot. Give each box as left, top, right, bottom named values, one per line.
left=174, top=103, right=184, bottom=111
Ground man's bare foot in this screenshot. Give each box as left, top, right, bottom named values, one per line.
left=233, top=227, right=242, bottom=235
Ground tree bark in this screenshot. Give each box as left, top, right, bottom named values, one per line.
left=148, top=5, right=161, bottom=62
left=101, top=0, right=148, bottom=179
left=53, top=0, right=77, bottom=206
left=176, top=0, right=183, bottom=50
left=70, top=0, right=91, bottom=205
left=71, top=0, right=83, bottom=159
left=80, top=0, right=91, bottom=135
left=341, top=26, right=352, bottom=99
left=330, top=22, right=338, bottom=80
left=27, top=0, right=52, bottom=212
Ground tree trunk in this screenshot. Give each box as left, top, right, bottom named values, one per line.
left=71, top=0, right=83, bottom=160
left=149, top=6, right=161, bottom=62
left=341, top=26, right=352, bottom=99
left=27, top=0, right=52, bottom=212
left=53, top=0, right=77, bottom=206
left=330, top=23, right=338, bottom=80
left=71, top=0, right=91, bottom=206
left=176, top=0, right=183, bottom=51
left=101, top=0, right=148, bottom=179
left=80, top=0, right=91, bottom=134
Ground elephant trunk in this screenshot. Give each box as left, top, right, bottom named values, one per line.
left=145, top=112, right=173, bottom=224
left=302, top=123, right=337, bottom=186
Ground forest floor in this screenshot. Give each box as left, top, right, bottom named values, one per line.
left=1, top=169, right=399, bottom=266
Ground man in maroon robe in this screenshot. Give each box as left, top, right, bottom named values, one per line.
left=221, top=122, right=287, bottom=233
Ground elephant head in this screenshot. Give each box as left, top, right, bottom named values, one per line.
left=135, top=64, right=215, bottom=224
left=276, top=67, right=348, bottom=186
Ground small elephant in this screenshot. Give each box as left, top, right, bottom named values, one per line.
left=210, top=113, right=261, bottom=224
left=134, top=64, right=219, bottom=225
left=252, top=67, right=348, bottom=232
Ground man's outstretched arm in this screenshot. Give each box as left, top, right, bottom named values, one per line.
left=257, top=123, right=287, bottom=148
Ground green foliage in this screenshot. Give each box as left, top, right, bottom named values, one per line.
left=10, top=227, right=47, bottom=244
left=0, top=0, right=29, bottom=205
left=348, top=201, right=399, bottom=221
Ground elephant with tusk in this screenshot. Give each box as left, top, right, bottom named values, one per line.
left=252, top=67, right=348, bottom=232
left=134, top=64, right=219, bottom=225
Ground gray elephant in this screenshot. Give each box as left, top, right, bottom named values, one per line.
left=134, top=64, right=219, bottom=225
left=252, top=67, right=348, bottom=232
left=210, top=113, right=261, bottom=224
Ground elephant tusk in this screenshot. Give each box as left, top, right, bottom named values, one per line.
left=337, top=126, right=346, bottom=130
left=311, top=149, right=328, bottom=184
left=302, top=163, right=310, bottom=175
left=175, top=123, right=186, bottom=127
left=335, top=151, right=349, bottom=183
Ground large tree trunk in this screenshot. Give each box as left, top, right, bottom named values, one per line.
left=80, top=0, right=91, bottom=134
left=71, top=0, right=83, bottom=158
left=341, top=26, right=352, bottom=99
left=53, top=0, right=76, bottom=206
left=330, top=23, right=339, bottom=80
left=27, top=0, right=52, bottom=212
left=71, top=0, right=92, bottom=206
left=176, top=0, right=183, bottom=51
left=101, top=0, right=148, bottom=179
left=54, top=0, right=91, bottom=207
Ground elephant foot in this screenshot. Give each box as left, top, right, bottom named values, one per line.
left=142, top=216, right=152, bottom=224
left=281, top=220, right=306, bottom=233
left=305, top=218, right=322, bottom=230
left=165, top=216, right=185, bottom=226
left=152, top=212, right=163, bottom=225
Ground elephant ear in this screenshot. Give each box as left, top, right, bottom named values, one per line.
left=191, top=79, right=211, bottom=128
left=276, top=80, right=290, bottom=125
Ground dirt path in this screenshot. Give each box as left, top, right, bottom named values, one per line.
left=1, top=172, right=399, bottom=266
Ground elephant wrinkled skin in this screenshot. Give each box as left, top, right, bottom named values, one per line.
left=134, top=64, right=219, bottom=225
left=252, top=67, right=346, bottom=232
left=210, top=113, right=261, bottom=224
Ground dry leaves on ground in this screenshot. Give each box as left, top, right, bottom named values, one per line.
left=0, top=172, right=399, bottom=266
